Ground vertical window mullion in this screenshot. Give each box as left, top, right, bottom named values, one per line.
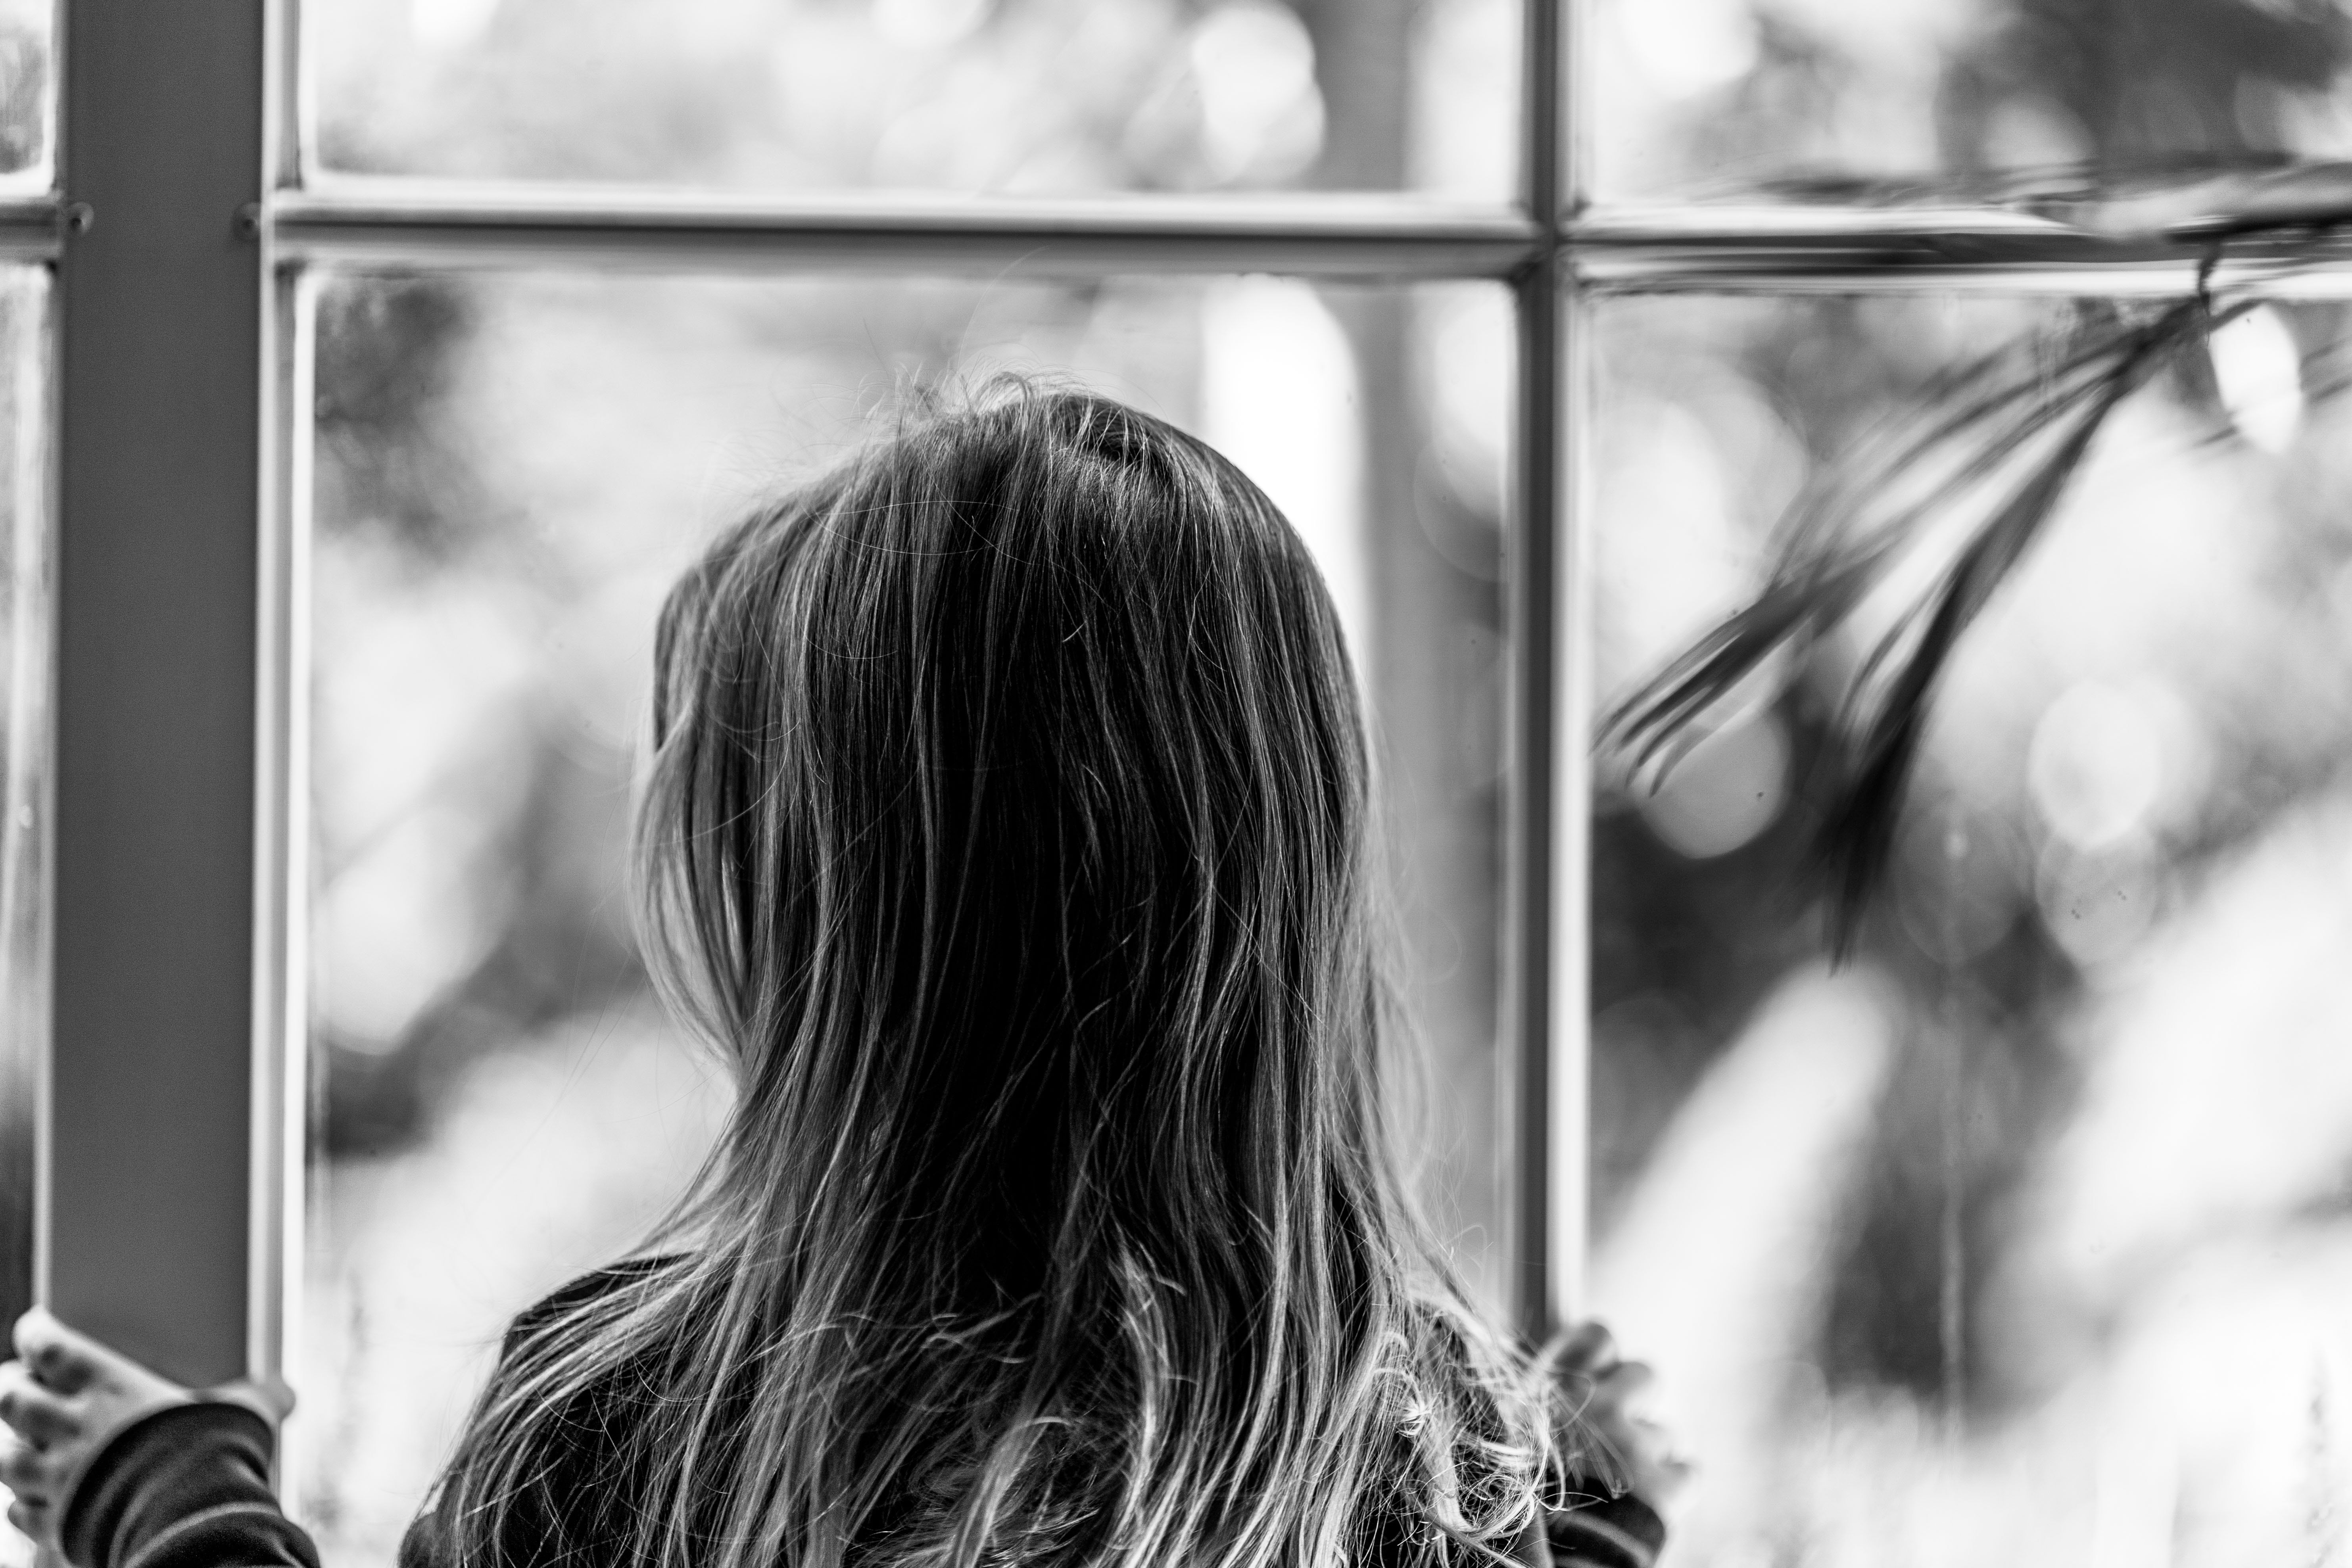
left=251, top=261, right=314, bottom=1402
left=1505, top=0, right=1573, bottom=1342
left=1552, top=0, right=1594, bottom=1336
left=1508, top=263, right=1562, bottom=1342
left=4, top=264, right=55, bottom=1335
left=247, top=0, right=307, bottom=1434
left=1550, top=270, right=1594, bottom=1330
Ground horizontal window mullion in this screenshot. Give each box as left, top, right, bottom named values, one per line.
left=0, top=197, right=58, bottom=264
left=1573, top=204, right=2352, bottom=294
left=271, top=186, right=1543, bottom=279
left=1577, top=257, right=2352, bottom=297
left=274, top=228, right=1538, bottom=279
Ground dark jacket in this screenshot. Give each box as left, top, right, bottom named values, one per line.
left=63, top=1266, right=1664, bottom=1568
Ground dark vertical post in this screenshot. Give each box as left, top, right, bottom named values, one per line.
left=52, top=1, right=269, bottom=1382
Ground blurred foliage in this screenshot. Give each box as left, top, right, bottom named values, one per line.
left=311, top=0, right=1506, bottom=197
left=1593, top=0, right=2352, bottom=1436
left=1608, top=0, right=2352, bottom=198
left=317, top=277, right=486, bottom=563
left=0, top=14, right=43, bottom=178
left=1942, top=0, right=2350, bottom=172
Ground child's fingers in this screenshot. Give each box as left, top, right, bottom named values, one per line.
left=1630, top=1415, right=1694, bottom=1501
left=0, top=1433, right=50, bottom=1505
left=5, top=1487, right=58, bottom=1560
left=0, top=1363, right=80, bottom=1448
left=1634, top=1415, right=1687, bottom=1465
left=11, top=1309, right=97, bottom=1395
left=5, top=1495, right=50, bottom=1556
left=1592, top=1359, right=1655, bottom=1403
left=1555, top=1320, right=1618, bottom=1374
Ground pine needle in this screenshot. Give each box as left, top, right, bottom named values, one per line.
left=1602, top=297, right=2252, bottom=956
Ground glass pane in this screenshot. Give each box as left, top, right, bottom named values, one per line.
left=300, top=269, right=1512, bottom=1567
left=1590, top=290, right=2352, bottom=1562
left=1591, top=0, right=2352, bottom=203
left=307, top=0, right=1517, bottom=200
left=0, top=269, right=42, bottom=1336
left=0, top=269, right=48, bottom=1568
left=0, top=0, right=51, bottom=186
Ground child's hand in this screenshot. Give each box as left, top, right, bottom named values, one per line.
left=0, top=1309, right=194, bottom=1553
left=1553, top=1320, right=1690, bottom=1514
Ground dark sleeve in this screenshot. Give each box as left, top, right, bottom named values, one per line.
left=1544, top=1480, right=1666, bottom=1568
left=395, top=1489, right=458, bottom=1568
left=501, top=1254, right=680, bottom=1357
left=393, top=1253, right=686, bottom=1568
left=60, top=1404, right=319, bottom=1568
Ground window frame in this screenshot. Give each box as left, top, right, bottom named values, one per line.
left=6, top=0, right=2342, bottom=1424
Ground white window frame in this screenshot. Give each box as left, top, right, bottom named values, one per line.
left=3, top=0, right=2331, bottom=1414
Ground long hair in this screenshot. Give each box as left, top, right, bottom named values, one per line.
left=430, top=386, right=1571, bottom=1568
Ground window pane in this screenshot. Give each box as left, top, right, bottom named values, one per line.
left=1592, top=0, right=2352, bottom=202
left=0, top=268, right=44, bottom=1333
left=1590, top=290, right=2352, bottom=1562
left=0, top=1, right=50, bottom=187
left=306, top=0, right=1516, bottom=200
left=0, top=269, right=46, bottom=1568
left=299, top=269, right=1511, bottom=1567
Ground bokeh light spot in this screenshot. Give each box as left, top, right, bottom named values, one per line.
left=2028, top=679, right=2186, bottom=851
left=872, top=0, right=993, bottom=51
left=1188, top=2, right=1324, bottom=184
left=1610, top=0, right=1758, bottom=99
left=2209, top=304, right=2304, bottom=456
left=2036, top=843, right=2163, bottom=968
left=1639, top=712, right=1789, bottom=860
left=409, top=0, right=499, bottom=49
left=1893, top=809, right=2026, bottom=966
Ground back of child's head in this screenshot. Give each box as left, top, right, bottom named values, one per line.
left=435, top=385, right=1567, bottom=1568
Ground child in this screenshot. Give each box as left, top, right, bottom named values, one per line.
left=0, top=390, right=1675, bottom=1568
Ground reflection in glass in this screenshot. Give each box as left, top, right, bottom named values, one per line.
left=299, top=271, right=1511, bottom=1567
left=1590, top=0, right=2352, bottom=203
left=1590, top=291, right=2352, bottom=1563
left=305, top=0, right=1517, bottom=200
left=0, top=269, right=44, bottom=1343
left=0, top=0, right=50, bottom=184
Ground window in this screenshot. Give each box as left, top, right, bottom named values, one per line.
left=0, top=263, right=44, bottom=1353
left=298, top=268, right=1515, bottom=1555
left=9, top=2, right=2352, bottom=1565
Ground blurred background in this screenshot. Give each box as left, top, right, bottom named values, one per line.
left=2, top=0, right=2352, bottom=1565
